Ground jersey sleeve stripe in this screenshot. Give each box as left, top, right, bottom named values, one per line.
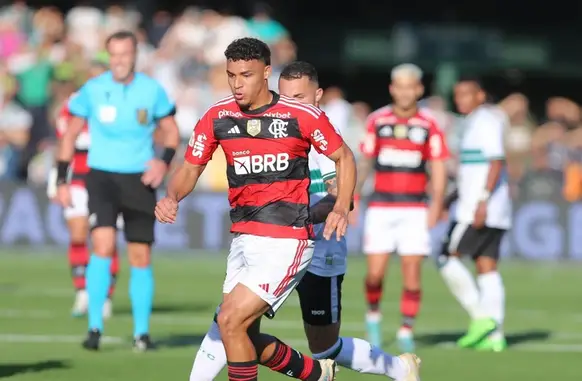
left=278, top=99, right=321, bottom=119
left=321, top=171, right=336, bottom=181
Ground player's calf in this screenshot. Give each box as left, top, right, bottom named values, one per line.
left=364, top=253, right=389, bottom=347
left=127, top=243, right=154, bottom=349
left=398, top=255, right=424, bottom=352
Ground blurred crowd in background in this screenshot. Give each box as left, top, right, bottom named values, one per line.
left=1, top=1, right=582, bottom=201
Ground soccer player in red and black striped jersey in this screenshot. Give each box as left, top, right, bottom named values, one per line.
left=48, top=60, right=120, bottom=319
left=155, top=38, right=356, bottom=381
left=353, top=64, right=449, bottom=352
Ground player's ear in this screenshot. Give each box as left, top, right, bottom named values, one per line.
left=315, top=88, right=324, bottom=104
left=264, top=65, right=272, bottom=81
left=417, top=84, right=425, bottom=98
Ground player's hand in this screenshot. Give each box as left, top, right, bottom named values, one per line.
left=56, top=184, right=72, bottom=207
left=155, top=196, right=178, bottom=223
left=142, top=159, right=168, bottom=188
left=472, top=201, right=487, bottom=229
left=323, top=207, right=349, bottom=241
left=427, top=203, right=442, bottom=229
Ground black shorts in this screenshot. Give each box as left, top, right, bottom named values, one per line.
left=295, top=271, right=344, bottom=326
left=86, top=169, right=156, bottom=244
left=445, top=221, right=506, bottom=260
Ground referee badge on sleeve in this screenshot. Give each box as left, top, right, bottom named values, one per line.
left=136, top=109, right=149, bottom=125
left=246, top=119, right=261, bottom=136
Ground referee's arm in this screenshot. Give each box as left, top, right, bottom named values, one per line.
left=153, top=84, right=180, bottom=166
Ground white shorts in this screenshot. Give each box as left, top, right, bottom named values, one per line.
left=363, top=206, right=431, bottom=256
left=223, top=234, right=314, bottom=316
left=64, top=186, right=89, bottom=220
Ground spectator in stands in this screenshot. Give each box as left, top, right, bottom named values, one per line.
left=246, top=3, right=288, bottom=45
left=65, top=1, right=103, bottom=58
left=268, top=37, right=296, bottom=90
left=0, top=66, right=32, bottom=180
left=320, top=86, right=352, bottom=136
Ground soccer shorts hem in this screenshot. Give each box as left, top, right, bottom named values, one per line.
left=296, top=271, right=344, bottom=326
left=86, top=169, right=156, bottom=244
left=363, top=206, right=431, bottom=256
left=63, top=185, right=89, bottom=219
left=447, top=222, right=506, bottom=260
left=223, top=234, right=314, bottom=318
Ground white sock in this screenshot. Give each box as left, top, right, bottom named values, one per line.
left=320, top=337, right=406, bottom=380
left=477, top=271, right=505, bottom=339
left=189, top=320, right=227, bottom=381
left=439, top=257, right=484, bottom=319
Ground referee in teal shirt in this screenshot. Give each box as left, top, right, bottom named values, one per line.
left=55, top=30, right=180, bottom=352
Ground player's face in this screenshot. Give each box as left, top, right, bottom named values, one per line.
left=107, top=38, right=136, bottom=82
left=226, top=59, right=271, bottom=109
left=389, top=76, right=423, bottom=110
left=454, top=82, right=485, bottom=115
left=278, top=76, right=323, bottom=106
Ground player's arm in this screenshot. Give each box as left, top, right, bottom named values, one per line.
left=443, top=188, right=458, bottom=210
left=354, top=116, right=378, bottom=199
left=308, top=114, right=356, bottom=215
left=56, top=86, right=90, bottom=185
left=480, top=117, right=506, bottom=200
left=309, top=153, right=339, bottom=224
left=427, top=126, right=450, bottom=224
left=167, top=114, right=218, bottom=202
left=153, top=83, right=180, bottom=166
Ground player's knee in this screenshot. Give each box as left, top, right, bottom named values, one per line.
left=216, top=306, right=243, bottom=340
left=127, top=243, right=151, bottom=267
left=365, top=272, right=384, bottom=286
left=91, top=227, right=117, bottom=257
left=304, top=322, right=340, bottom=354
left=475, top=256, right=497, bottom=274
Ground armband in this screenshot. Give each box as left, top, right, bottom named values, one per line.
left=56, top=161, right=70, bottom=185
left=160, top=148, right=176, bottom=166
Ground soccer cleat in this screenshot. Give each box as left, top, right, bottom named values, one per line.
left=71, top=289, right=88, bottom=317
left=457, top=318, right=496, bottom=348
left=102, top=298, right=113, bottom=320
left=317, top=359, right=337, bottom=381
left=366, top=312, right=383, bottom=347
left=397, top=328, right=416, bottom=353
left=133, top=334, right=156, bottom=352
left=82, top=329, right=101, bottom=351
left=473, top=337, right=507, bottom=352
left=397, top=353, right=421, bottom=381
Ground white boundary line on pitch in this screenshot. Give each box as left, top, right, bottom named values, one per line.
left=1, top=309, right=581, bottom=341
left=0, top=334, right=581, bottom=353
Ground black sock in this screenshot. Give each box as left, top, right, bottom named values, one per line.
left=227, top=360, right=258, bottom=381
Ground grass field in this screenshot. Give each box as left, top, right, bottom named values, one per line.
left=1, top=252, right=581, bottom=380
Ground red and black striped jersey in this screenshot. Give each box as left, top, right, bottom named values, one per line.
left=360, top=106, right=449, bottom=208
left=185, top=92, right=344, bottom=240
left=56, top=94, right=90, bottom=187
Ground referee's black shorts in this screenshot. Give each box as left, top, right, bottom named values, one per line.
left=86, top=169, right=156, bottom=244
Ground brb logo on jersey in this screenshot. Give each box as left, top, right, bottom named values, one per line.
left=234, top=153, right=290, bottom=175
left=189, top=132, right=207, bottom=158
left=268, top=119, right=289, bottom=138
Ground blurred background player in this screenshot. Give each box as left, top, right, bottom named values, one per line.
left=55, top=30, right=180, bottom=351
left=48, top=56, right=120, bottom=319
left=437, top=77, right=511, bottom=352
left=354, top=64, right=449, bottom=351
left=186, top=60, right=421, bottom=381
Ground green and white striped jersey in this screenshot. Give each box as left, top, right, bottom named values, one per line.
left=308, top=147, right=336, bottom=199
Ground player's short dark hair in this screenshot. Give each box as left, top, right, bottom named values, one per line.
left=457, top=75, right=484, bottom=90
left=106, top=30, right=138, bottom=49
left=279, top=61, right=319, bottom=85
left=224, top=37, right=271, bottom=66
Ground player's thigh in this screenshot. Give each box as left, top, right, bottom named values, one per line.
left=239, top=235, right=315, bottom=318
left=223, top=234, right=249, bottom=295
left=86, top=170, right=118, bottom=230
left=474, top=228, right=506, bottom=273
left=396, top=207, right=431, bottom=256
left=363, top=207, right=396, bottom=255
left=117, top=173, right=156, bottom=245
left=296, top=271, right=343, bottom=326
left=64, top=186, right=90, bottom=243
